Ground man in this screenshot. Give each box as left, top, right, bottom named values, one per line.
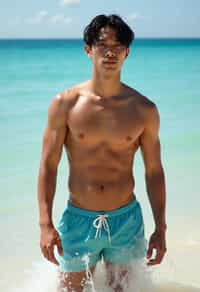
left=38, top=14, right=167, bottom=292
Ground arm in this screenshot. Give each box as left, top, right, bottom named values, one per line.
left=38, top=95, right=67, bottom=227
left=140, top=103, right=167, bottom=265
left=37, top=94, right=68, bottom=264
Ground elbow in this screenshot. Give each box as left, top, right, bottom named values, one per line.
left=145, top=164, right=165, bottom=181
left=39, top=160, right=58, bottom=177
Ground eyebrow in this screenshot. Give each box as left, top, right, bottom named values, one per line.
left=97, top=39, right=121, bottom=44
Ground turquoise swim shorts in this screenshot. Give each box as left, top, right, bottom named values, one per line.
left=56, top=198, right=147, bottom=272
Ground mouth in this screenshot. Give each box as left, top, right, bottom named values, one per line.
left=103, top=60, right=118, bottom=65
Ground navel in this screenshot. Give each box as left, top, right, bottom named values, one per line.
left=78, top=132, right=85, bottom=139
left=100, top=185, right=105, bottom=191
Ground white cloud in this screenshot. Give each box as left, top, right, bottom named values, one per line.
left=61, top=0, right=80, bottom=6
left=50, top=15, right=72, bottom=24
left=27, top=10, right=49, bottom=24
left=26, top=11, right=72, bottom=25
left=127, top=12, right=141, bottom=22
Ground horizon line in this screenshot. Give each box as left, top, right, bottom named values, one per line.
left=0, top=36, right=200, bottom=40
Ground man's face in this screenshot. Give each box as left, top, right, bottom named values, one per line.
left=85, top=26, right=130, bottom=73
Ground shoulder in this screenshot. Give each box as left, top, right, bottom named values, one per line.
left=50, top=86, right=79, bottom=112
left=135, top=93, right=160, bottom=131
left=123, top=84, right=160, bottom=130
left=125, top=85, right=159, bottom=122
left=138, top=94, right=159, bottom=122
left=48, top=85, right=80, bottom=128
left=136, top=93, right=160, bottom=129
left=125, top=85, right=155, bottom=107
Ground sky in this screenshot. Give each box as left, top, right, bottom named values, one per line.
left=1, top=0, right=200, bottom=39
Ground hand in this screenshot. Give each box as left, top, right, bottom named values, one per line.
left=40, top=224, right=63, bottom=265
left=146, top=229, right=167, bottom=266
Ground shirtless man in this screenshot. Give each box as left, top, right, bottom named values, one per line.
left=38, top=14, right=167, bottom=291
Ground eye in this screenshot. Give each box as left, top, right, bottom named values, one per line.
left=116, top=44, right=124, bottom=50
left=95, top=42, right=105, bottom=49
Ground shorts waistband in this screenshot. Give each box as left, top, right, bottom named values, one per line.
left=67, top=197, right=139, bottom=217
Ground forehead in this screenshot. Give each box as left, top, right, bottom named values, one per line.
left=97, top=26, right=119, bottom=41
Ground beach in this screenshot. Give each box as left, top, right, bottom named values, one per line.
left=0, top=38, right=200, bottom=291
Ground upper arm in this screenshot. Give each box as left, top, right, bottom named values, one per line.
left=40, top=94, right=68, bottom=171
left=140, top=103, right=162, bottom=175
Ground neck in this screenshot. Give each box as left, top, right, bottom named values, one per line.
left=89, top=69, right=122, bottom=98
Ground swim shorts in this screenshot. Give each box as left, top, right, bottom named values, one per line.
left=56, top=198, right=147, bottom=272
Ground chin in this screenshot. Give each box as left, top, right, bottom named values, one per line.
left=102, top=63, right=119, bottom=71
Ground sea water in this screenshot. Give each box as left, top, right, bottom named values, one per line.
left=0, top=38, right=200, bottom=291
left=8, top=259, right=200, bottom=292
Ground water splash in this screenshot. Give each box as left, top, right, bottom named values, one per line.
left=9, top=258, right=200, bottom=292
left=93, top=258, right=155, bottom=292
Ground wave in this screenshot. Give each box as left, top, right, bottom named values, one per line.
left=8, top=260, right=200, bottom=292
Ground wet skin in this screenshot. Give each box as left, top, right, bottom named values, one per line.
left=61, top=83, right=147, bottom=210
left=38, top=25, right=167, bottom=291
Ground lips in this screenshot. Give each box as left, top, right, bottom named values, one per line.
left=103, top=59, right=118, bottom=64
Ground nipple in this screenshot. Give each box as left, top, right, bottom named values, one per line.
left=126, top=136, right=132, bottom=141
left=78, top=133, right=84, bottom=139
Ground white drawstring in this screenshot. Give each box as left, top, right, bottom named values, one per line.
left=93, top=214, right=111, bottom=245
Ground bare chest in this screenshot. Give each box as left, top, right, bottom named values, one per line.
left=67, top=96, right=144, bottom=147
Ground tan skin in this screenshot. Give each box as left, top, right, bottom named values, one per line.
left=38, top=26, right=167, bottom=291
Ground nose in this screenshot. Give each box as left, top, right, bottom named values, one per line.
left=104, top=49, right=116, bottom=58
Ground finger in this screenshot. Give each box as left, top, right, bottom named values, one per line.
left=56, top=238, right=63, bottom=256
left=147, top=243, right=154, bottom=259
left=47, top=245, right=59, bottom=265
left=147, top=257, right=163, bottom=266
left=147, top=249, right=165, bottom=266
left=41, top=246, right=49, bottom=261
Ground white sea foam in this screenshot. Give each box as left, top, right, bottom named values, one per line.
left=9, top=258, right=200, bottom=292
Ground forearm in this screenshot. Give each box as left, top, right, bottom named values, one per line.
left=37, top=164, right=57, bottom=228
left=145, top=167, right=167, bottom=231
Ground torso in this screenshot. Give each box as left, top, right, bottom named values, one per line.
left=62, top=81, right=150, bottom=211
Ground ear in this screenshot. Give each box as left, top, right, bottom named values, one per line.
left=84, top=44, right=92, bottom=58
left=125, top=47, right=130, bottom=59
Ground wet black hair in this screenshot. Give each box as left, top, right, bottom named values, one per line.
left=83, top=14, right=135, bottom=48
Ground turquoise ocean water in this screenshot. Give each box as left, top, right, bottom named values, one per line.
left=0, top=39, right=200, bottom=291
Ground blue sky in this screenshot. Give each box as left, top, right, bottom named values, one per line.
left=1, top=0, right=200, bottom=38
